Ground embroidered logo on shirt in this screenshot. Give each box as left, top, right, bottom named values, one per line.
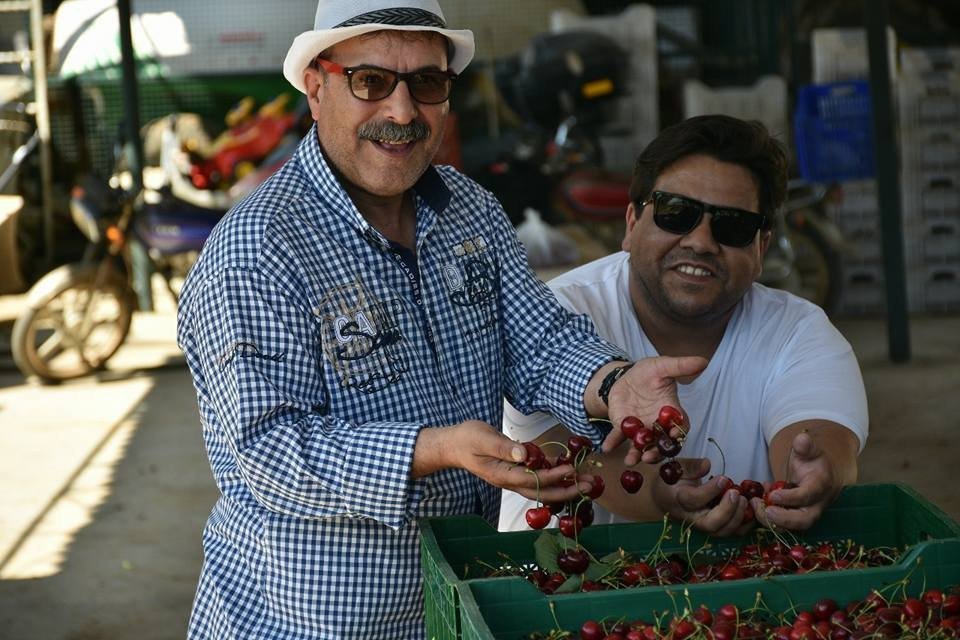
left=318, top=278, right=408, bottom=393
left=443, top=236, right=500, bottom=336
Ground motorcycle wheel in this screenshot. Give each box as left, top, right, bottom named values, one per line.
left=11, top=262, right=135, bottom=383
left=786, top=218, right=843, bottom=316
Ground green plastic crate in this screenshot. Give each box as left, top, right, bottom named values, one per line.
left=419, top=483, right=960, bottom=640
left=459, top=539, right=960, bottom=639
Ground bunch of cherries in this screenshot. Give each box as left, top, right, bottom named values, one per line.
left=514, top=531, right=898, bottom=595
left=526, top=583, right=960, bottom=640
left=522, top=406, right=686, bottom=533
left=619, top=405, right=687, bottom=487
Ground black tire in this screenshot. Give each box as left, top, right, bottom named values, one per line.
left=786, top=216, right=843, bottom=316
left=11, top=262, right=135, bottom=383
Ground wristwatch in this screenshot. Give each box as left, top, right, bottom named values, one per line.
left=598, top=362, right=634, bottom=406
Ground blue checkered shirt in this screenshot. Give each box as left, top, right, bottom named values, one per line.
left=176, top=126, right=625, bottom=639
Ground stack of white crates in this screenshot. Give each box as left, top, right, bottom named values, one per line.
left=898, top=47, right=960, bottom=313
left=812, top=29, right=960, bottom=314
left=809, top=28, right=892, bottom=315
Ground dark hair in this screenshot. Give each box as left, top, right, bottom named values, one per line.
left=629, top=115, right=789, bottom=218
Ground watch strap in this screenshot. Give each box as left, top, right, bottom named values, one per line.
left=598, top=362, right=634, bottom=406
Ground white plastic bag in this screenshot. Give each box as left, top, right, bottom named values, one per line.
left=515, top=208, right=579, bottom=268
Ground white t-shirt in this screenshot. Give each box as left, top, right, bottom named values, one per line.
left=499, top=251, right=869, bottom=531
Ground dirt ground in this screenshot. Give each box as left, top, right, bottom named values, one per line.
left=0, top=306, right=957, bottom=639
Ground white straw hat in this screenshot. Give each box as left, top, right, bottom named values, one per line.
left=283, top=0, right=476, bottom=94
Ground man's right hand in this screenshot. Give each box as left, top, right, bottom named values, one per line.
left=413, top=420, right=595, bottom=504
left=652, top=457, right=754, bottom=537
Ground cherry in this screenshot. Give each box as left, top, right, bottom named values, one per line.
left=692, top=604, right=714, bottom=626
left=558, top=514, right=582, bottom=538
left=656, top=433, right=682, bottom=458
left=620, top=561, right=653, bottom=586
left=659, top=459, right=683, bottom=485
left=632, top=426, right=656, bottom=451
left=585, top=475, right=605, bottom=500
left=568, top=435, right=593, bottom=457
left=557, top=547, right=590, bottom=574
left=580, top=620, right=604, bottom=640
left=574, top=500, right=595, bottom=527
left=620, top=415, right=644, bottom=440
left=717, top=604, right=739, bottom=622
left=522, top=441, right=545, bottom=470
left=670, top=619, right=696, bottom=639
left=620, top=469, right=643, bottom=493
left=524, top=506, right=551, bottom=529
left=902, top=597, right=927, bottom=620
left=765, top=479, right=798, bottom=505
left=657, top=405, right=683, bottom=429
left=812, top=598, right=838, bottom=621
left=740, top=479, right=765, bottom=500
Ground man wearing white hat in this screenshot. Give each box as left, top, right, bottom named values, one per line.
left=177, top=1, right=705, bottom=637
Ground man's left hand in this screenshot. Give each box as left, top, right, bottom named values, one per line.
left=753, top=430, right=845, bottom=531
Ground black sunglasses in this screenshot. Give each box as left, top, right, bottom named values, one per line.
left=315, top=59, right=456, bottom=105
left=641, top=190, right=771, bottom=248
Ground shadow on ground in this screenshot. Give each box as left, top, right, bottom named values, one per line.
left=0, top=367, right=217, bottom=640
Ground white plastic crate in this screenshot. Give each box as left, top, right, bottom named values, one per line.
left=900, top=47, right=960, bottom=75
left=832, top=207, right=882, bottom=263
left=907, top=261, right=960, bottom=312
left=838, top=263, right=886, bottom=316
left=682, top=75, right=788, bottom=142
left=900, top=127, right=960, bottom=173
left=901, top=171, right=960, bottom=224
left=550, top=4, right=659, bottom=162
left=897, top=73, right=960, bottom=132
left=830, top=179, right=879, bottom=216
left=903, top=213, right=960, bottom=265
left=811, top=27, right=897, bottom=83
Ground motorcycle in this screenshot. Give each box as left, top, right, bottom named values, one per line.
left=475, top=31, right=846, bottom=314
left=11, top=130, right=226, bottom=383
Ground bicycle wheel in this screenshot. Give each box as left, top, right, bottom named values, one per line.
left=11, top=262, right=135, bottom=383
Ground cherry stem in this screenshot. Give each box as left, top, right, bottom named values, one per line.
left=527, top=468, right=543, bottom=505
left=707, top=437, right=726, bottom=477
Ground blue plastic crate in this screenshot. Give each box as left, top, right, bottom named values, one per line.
left=794, top=81, right=876, bottom=182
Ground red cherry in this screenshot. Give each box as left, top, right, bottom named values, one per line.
left=656, top=433, right=682, bottom=457
left=568, top=435, right=593, bottom=457
left=558, top=514, right=582, bottom=538
left=670, top=619, right=696, bottom=640
left=692, top=604, right=713, bottom=626
left=719, top=564, right=744, bottom=581
left=632, top=426, right=656, bottom=451
left=740, top=479, right=765, bottom=500
left=585, top=475, right=605, bottom=499
left=620, top=562, right=653, bottom=586
left=574, top=500, right=595, bottom=527
left=557, top=548, right=590, bottom=574
left=944, top=594, right=960, bottom=616
left=902, top=597, right=927, bottom=620
left=657, top=405, right=683, bottom=428
left=523, top=441, right=545, bottom=470
left=580, top=620, right=604, bottom=640
left=524, top=506, right=551, bottom=529
left=812, top=599, right=838, bottom=621
left=620, top=416, right=644, bottom=440
left=659, top=460, right=683, bottom=485
left=620, top=469, right=644, bottom=493
left=717, top=604, right=739, bottom=622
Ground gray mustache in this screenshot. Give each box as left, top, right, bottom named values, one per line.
left=358, top=120, right=429, bottom=144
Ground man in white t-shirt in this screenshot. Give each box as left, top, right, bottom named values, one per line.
left=500, top=115, right=867, bottom=536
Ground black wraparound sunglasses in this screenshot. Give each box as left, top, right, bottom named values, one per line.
left=315, top=58, right=457, bottom=105
left=640, top=190, right=772, bottom=248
